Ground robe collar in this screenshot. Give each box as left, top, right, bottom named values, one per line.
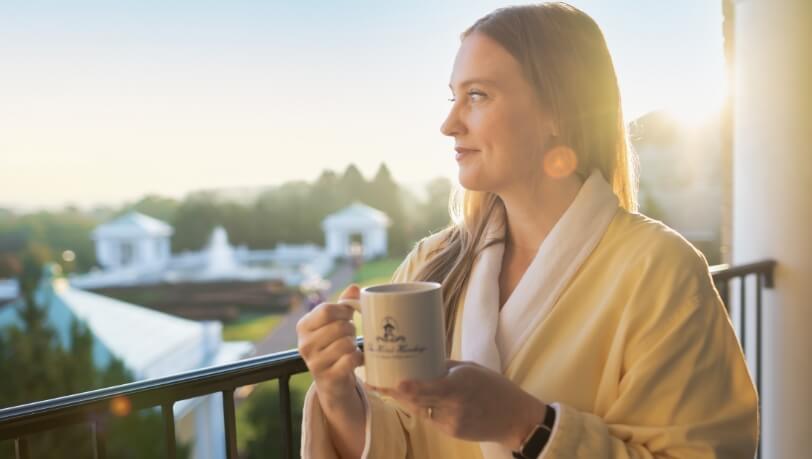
left=461, top=169, right=620, bottom=373
left=460, top=170, right=619, bottom=458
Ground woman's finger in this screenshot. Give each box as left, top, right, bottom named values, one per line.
left=327, top=349, right=364, bottom=377
left=299, top=319, right=356, bottom=357
left=306, top=335, right=358, bottom=373
left=297, top=302, right=355, bottom=332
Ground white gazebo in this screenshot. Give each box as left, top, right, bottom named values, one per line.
left=92, top=211, right=173, bottom=270
left=321, top=202, right=391, bottom=260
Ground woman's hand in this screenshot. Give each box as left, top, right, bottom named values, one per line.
left=297, top=285, right=366, bottom=459
left=367, top=360, right=547, bottom=450
left=296, top=285, right=363, bottom=404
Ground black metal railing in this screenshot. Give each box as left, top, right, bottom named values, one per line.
left=0, top=345, right=319, bottom=459
left=711, top=259, right=776, bottom=459
left=0, top=261, right=776, bottom=459
left=711, top=260, right=776, bottom=396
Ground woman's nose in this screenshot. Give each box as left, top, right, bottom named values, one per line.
left=440, top=104, right=465, bottom=137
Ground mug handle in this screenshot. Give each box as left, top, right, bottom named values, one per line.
left=338, top=298, right=361, bottom=313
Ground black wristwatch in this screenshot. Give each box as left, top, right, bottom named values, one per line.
left=512, top=406, right=556, bottom=459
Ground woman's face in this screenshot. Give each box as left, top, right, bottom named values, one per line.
left=441, top=33, right=556, bottom=194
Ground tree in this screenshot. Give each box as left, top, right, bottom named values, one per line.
left=119, top=194, right=180, bottom=223
left=339, top=164, right=367, bottom=203
left=416, top=177, right=453, bottom=238
left=367, top=163, right=409, bottom=255
left=0, top=265, right=189, bottom=458
left=241, top=381, right=307, bottom=459
left=171, top=193, right=224, bottom=252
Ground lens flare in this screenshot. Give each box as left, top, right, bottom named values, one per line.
left=543, top=145, right=578, bottom=178
left=110, top=396, right=132, bottom=417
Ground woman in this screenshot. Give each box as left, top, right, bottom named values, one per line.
left=296, top=3, right=758, bottom=458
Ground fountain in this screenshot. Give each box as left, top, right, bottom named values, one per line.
left=203, top=226, right=239, bottom=278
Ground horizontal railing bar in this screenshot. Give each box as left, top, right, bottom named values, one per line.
left=709, top=260, right=776, bottom=284
left=0, top=344, right=321, bottom=440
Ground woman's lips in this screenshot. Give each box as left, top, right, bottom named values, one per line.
left=455, top=147, right=479, bottom=161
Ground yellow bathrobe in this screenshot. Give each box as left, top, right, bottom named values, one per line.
left=302, top=207, right=758, bottom=458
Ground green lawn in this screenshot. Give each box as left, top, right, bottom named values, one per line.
left=222, top=313, right=283, bottom=342
left=353, top=257, right=403, bottom=287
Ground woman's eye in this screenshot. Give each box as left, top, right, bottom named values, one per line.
left=468, top=90, right=486, bottom=101
left=447, top=90, right=486, bottom=103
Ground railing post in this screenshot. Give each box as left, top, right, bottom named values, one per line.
left=92, top=418, right=107, bottom=459
left=223, top=389, right=238, bottom=459
left=14, top=437, right=30, bottom=459
left=279, top=375, right=294, bottom=459
left=756, top=273, right=764, bottom=459
left=717, top=279, right=729, bottom=312
left=740, top=275, right=747, bottom=352
left=162, top=403, right=177, bottom=459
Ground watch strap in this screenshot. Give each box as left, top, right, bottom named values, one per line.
left=512, top=405, right=556, bottom=459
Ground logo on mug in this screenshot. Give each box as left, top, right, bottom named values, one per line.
left=370, top=316, right=426, bottom=358
left=378, top=316, right=406, bottom=343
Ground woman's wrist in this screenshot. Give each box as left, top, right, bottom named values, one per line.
left=506, top=397, right=548, bottom=451
left=318, top=383, right=366, bottom=459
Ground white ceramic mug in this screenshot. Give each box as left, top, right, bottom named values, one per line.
left=340, top=282, right=447, bottom=388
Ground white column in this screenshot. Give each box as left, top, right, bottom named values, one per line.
left=732, top=1, right=811, bottom=457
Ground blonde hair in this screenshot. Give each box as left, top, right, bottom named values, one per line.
left=415, top=2, right=638, bottom=354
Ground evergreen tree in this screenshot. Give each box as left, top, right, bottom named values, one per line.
left=339, top=164, right=367, bottom=203
left=119, top=194, right=180, bottom=223
left=414, top=177, right=453, bottom=241
left=367, top=163, right=409, bottom=256
left=0, top=265, right=188, bottom=458
left=305, top=170, right=344, bottom=245
left=171, top=193, right=224, bottom=252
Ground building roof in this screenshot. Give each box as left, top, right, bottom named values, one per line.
left=17, top=264, right=254, bottom=380
left=321, top=202, right=391, bottom=230
left=50, top=280, right=203, bottom=373
left=92, top=211, right=174, bottom=239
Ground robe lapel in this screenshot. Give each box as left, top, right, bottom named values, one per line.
left=497, top=171, right=619, bottom=371
left=459, top=170, right=620, bottom=459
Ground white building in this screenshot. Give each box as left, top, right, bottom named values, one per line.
left=0, top=278, right=18, bottom=305
left=72, top=203, right=392, bottom=289
left=0, top=264, right=253, bottom=459
left=322, top=202, right=391, bottom=260
left=92, top=211, right=173, bottom=270
left=727, top=1, right=811, bottom=456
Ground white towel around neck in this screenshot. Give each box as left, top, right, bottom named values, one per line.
left=460, top=170, right=619, bottom=459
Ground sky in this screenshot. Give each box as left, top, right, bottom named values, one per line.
left=0, top=0, right=726, bottom=210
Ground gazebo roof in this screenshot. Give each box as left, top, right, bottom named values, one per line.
left=321, top=202, right=391, bottom=230
left=92, top=211, right=174, bottom=239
